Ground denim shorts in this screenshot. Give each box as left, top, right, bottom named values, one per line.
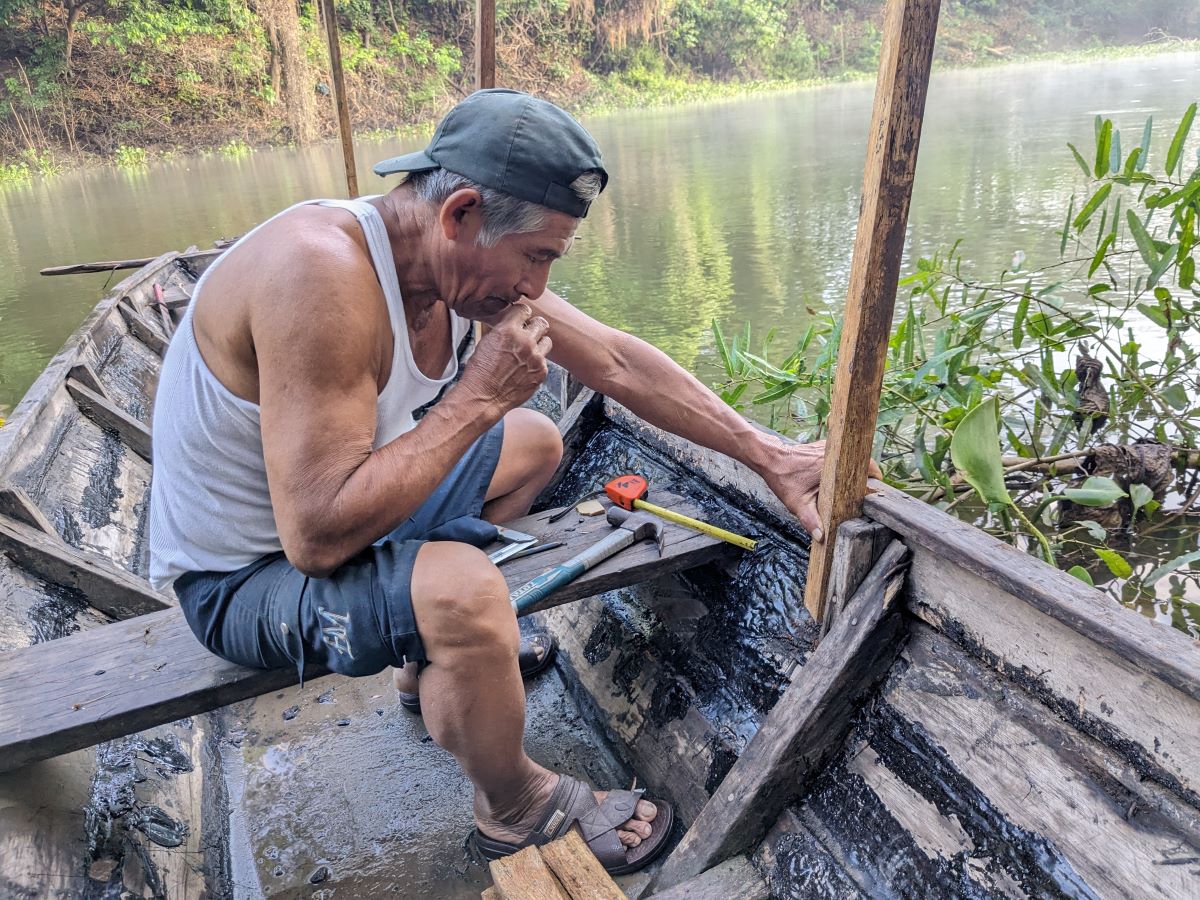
left=174, top=420, right=505, bottom=679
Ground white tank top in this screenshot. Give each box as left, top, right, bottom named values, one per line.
left=148, top=198, right=470, bottom=589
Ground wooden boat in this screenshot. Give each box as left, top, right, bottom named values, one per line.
left=0, top=244, right=1197, bottom=899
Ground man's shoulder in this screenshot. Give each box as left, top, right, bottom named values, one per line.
left=200, top=200, right=385, bottom=340
left=244, top=201, right=374, bottom=278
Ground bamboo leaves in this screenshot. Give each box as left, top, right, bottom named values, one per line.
left=1165, top=103, right=1196, bottom=179
left=1074, top=183, right=1112, bottom=231
left=1094, top=118, right=1113, bottom=178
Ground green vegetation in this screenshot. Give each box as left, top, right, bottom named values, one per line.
left=715, top=105, right=1200, bottom=633
left=113, top=144, right=148, bottom=168
left=1, top=1, right=1196, bottom=175
left=219, top=137, right=253, bottom=158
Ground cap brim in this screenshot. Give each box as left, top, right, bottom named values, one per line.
left=372, top=149, right=438, bottom=177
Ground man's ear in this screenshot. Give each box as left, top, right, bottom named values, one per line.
left=439, top=188, right=483, bottom=242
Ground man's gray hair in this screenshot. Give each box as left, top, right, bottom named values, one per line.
left=407, top=169, right=603, bottom=247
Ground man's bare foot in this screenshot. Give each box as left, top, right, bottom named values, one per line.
left=476, top=769, right=658, bottom=849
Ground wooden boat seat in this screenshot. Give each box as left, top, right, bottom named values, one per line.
left=0, top=496, right=732, bottom=775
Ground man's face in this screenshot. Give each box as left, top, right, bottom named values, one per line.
left=437, top=197, right=578, bottom=321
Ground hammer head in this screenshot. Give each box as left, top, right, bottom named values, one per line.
left=605, top=506, right=664, bottom=554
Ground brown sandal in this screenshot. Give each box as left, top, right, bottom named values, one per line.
left=470, top=774, right=674, bottom=876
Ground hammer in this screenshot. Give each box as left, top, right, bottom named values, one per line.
left=605, top=474, right=757, bottom=551
left=510, top=508, right=663, bottom=616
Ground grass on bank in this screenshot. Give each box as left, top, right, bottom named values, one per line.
left=2, top=39, right=1197, bottom=186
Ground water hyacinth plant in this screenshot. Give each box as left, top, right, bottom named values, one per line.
left=714, top=104, right=1200, bottom=633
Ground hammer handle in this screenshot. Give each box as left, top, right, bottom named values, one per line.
left=511, top=529, right=636, bottom=616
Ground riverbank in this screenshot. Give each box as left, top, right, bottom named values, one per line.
left=2, top=32, right=1197, bottom=188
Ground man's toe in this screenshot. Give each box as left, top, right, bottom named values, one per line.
left=634, top=799, right=657, bottom=821
left=618, top=830, right=642, bottom=848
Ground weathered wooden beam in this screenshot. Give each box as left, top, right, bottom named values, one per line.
left=504, top=492, right=732, bottom=617
left=0, top=606, right=303, bottom=775
left=0, top=514, right=171, bottom=620
left=489, top=846, right=568, bottom=899
left=863, top=483, right=1200, bottom=704
left=804, top=0, right=940, bottom=622
left=648, top=856, right=769, bottom=900
left=539, top=830, right=624, bottom=899
left=320, top=0, right=358, bottom=198
left=40, top=257, right=157, bottom=276
left=821, top=517, right=891, bottom=638
left=66, top=377, right=153, bottom=462
left=66, top=361, right=110, bottom=400
left=118, top=299, right=168, bottom=356
left=0, top=484, right=56, bottom=534
left=650, top=540, right=910, bottom=891
left=533, top=388, right=604, bottom=508
left=0, top=498, right=724, bottom=773
left=476, top=0, right=496, bottom=89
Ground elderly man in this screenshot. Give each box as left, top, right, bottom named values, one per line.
left=149, top=89, right=843, bottom=874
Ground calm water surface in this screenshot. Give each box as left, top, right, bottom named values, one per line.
left=1, top=52, right=1198, bottom=630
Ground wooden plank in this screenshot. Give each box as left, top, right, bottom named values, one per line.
left=821, top=518, right=890, bottom=639
left=539, top=830, right=624, bottom=900
left=904, top=546, right=1200, bottom=802
left=0, top=498, right=725, bottom=773
left=0, top=607, right=310, bottom=775
left=476, top=0, right=496, bottom=89
left=66, top=377, right=153, bottom=462
left=118, top=299, right=168, bottom=356
left=66, top=361, right=110, bottom=399
left=884, top=624, right=1200, bottom=897
left=503, top=494, right=732, bottom=617
left=320, top=0, right=358, bottom=198
left=753, top=810, right=867, bottom=899
left=534, top=586, right=735, bottom=825
left=648, top=856, right=769, bottom=900
left=0, top=514, right=170, bottom=620
left=534, top=389, right=604, bottom=508
left=0, top=252, right=177, bottom=477
left=489, top=846, right=569, bottom=900
left=40, top=256, right=158, bottom=276
left=650, top=540, right=910, bottom=892
left=0, top=484, right=56, bottom=534
left=864, top=482, right=1200, bottom=704
left=602, top=400, right=801, bottom=538
left=803, top=0, right=941, bottom=622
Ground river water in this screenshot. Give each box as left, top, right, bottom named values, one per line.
left=1, top=52, right=1198, bottom=630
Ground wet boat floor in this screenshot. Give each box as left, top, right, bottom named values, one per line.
left=218, top=642, right=654, bottom=898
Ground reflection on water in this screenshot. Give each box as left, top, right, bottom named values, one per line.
left=1, top=52, right=1198, bottom=633
left=4, top=53, right=1197, bottom=416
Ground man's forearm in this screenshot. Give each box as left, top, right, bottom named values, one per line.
left=290, top=388, right=500, bottom=576
left=601, top=334, right=781, bottom=478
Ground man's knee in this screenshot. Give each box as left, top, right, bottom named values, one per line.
left=411, top=542, right=516, bottom=651
left=508, top=408, right=563, bottom=474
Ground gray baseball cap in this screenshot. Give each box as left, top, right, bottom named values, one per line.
left=373, top=89, right=608, bottom=218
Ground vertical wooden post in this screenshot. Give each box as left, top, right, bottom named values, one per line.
left=472, top=0, right=497, bottom=348
left=803, top=0, right=941, bottom=623
left=475, top=0, right=496, bottom=89
left=320, top=0, right=358, bottom=198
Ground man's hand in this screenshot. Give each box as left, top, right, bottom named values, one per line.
left=758, top=440, right=883, bottom=543
left=457, top=303, right=552, bottom=414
